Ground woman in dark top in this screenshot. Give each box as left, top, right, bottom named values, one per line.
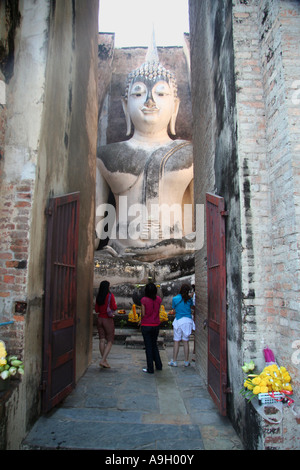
left=95, top=280, right=117, bottom=368
left=140, top=282, right=162, bottom=374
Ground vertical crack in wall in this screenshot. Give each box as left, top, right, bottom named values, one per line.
left=0, top=0, right=21, bottom=82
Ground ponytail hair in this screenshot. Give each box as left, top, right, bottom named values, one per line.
left=180, top=284, right=191, bottom=303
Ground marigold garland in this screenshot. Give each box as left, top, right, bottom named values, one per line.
left=128, top=304, right=169, bottom=323
left=241, top=363, right=293, bottom=402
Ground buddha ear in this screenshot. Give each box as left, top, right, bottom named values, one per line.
left=121, top=97, right=132, bottom=136
left=169, top=98, right=180, bottom=136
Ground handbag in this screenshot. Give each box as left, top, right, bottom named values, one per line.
left=106, top=293, right=115, bottom=317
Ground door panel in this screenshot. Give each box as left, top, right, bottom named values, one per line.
left=206, top=193, right=227, bottom=416
left=42, top=193, right=80, bottom=413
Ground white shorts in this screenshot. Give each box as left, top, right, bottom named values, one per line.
left=173, top=317, right=195, bottom=342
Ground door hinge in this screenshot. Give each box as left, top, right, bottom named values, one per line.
left=45, top=207, right=53, bottom=215
left=45, top=207, right=53, bottom=216
left=221, top=210, right=229, bottom=217
left=222, top=384, right=232, bottom=394
left=39, top=381, right=47, bottom=391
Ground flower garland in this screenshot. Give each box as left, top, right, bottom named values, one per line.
left=128, top=304, right=140, bottom=323
left=128, top=304, right=169, bottom=323
left=241, top=362, right=293, bottom=405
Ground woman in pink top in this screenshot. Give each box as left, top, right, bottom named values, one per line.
left=140, top=283, right=162, bottom=374
left=95, top=280, right=117, bottom=368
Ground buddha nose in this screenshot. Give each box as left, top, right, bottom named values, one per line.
left=144, top=90, right=156, bottom=108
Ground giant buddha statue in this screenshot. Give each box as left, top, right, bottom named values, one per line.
left=96, top=41, right=194, bottom=263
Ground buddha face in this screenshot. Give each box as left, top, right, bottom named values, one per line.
left=123, top=77, right=179, bottom=137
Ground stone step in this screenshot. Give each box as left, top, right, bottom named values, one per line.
left=125, top=335, right=165, bottom=350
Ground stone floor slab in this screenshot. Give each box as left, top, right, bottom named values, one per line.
left=22, top=340, right=243, bottom=451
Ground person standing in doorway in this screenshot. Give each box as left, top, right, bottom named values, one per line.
left=95, top=280, right=117, bottom=368
left=168, top=284, right=195, bottom=367
left=140, top=283, right=163, bottom=374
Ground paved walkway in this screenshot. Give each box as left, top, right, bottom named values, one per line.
left=23, top=335, right=243, bottom=451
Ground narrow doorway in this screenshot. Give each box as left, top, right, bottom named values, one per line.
left=42, top=193, right=80, bottom=412
left=206, top=193, right=228, bottom=416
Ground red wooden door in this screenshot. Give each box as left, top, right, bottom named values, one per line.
left=42, top=193, right=80, bottom=413
left=206, top=193, right=228, bottom=416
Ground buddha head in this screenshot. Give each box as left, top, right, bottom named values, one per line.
left=122, top=43, right=180, bottom=138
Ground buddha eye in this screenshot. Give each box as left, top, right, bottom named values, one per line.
left=130, top=91, right=143, bottom=98
left=130, top=83, right=146, bottom=98
left=154, top=83, right=171, bottom=97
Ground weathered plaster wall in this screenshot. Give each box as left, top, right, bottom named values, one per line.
left=189, top=0, right=247, bottom=445
left=0, top=0, right=51, bottom=449
left=28, top=0, right=98, bottom=395
left=0, top=0, right=98, bottom=449
left=189, top=0, right=215, bottom=381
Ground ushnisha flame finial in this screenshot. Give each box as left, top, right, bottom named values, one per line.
left=145, top=26, right=159, bottom=64
left=123, top=28, right=178, bottom=101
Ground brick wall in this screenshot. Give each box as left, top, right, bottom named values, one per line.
left=0, top=53, right=28, bottom=357
left=0, top=0, right=40, bottom=359
left=233, top=0, right=300, bottom=449
left=263, top=0, right=300, bottom=370
left=190, top=0, right=300, bottom=449
left=230, top=0, right=300, bottom=450
left=0, top=179, right=32, bottom=354
left=233, top=0, right=300, bottom=445
left=232, top=0, right=272, bottom=364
